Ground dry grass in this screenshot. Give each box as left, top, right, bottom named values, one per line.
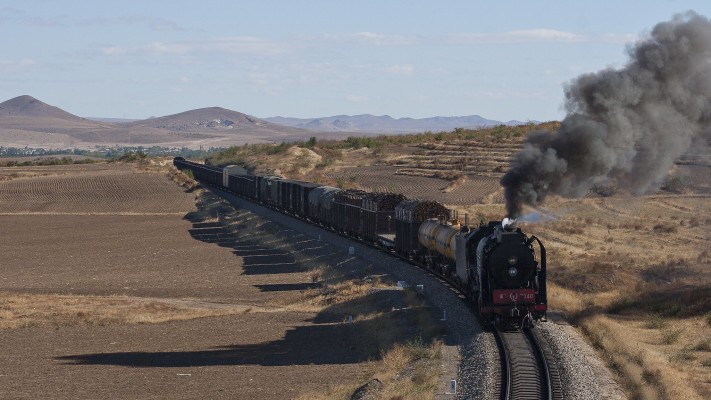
left=375, top=338, right=442, bottom=399
left=455, top=194, right=711, bottom=399
left=0, top=292, right=258, bottom=329
left=290, top=279, right=446, bottom=399
left=517, top=194, right=711, bottom=400
left=167, top=165, right=198, bottom=189
left=295, top=338, right=443, bottom=400
left=579, top=314, right=710, bottom=400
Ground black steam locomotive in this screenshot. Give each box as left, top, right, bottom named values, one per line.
left=173, top=157, right=547, bottom=327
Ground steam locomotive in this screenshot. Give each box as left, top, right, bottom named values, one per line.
left=173, top=157, right=547, bottom=327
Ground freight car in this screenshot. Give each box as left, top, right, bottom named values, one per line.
left=173, top=157, right=546, bottom=327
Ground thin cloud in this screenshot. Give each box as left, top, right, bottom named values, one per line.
left=320, top=32, right=421, bottom=46
left=247, top=71, right=286, bottom=96
left=447, top=29, right=586, bottom=44
left=599, top=33, right=639, bottom=44
left=24, top=15, right=67, bottom=27
left=0, top=58, right=38, bottom=73
left=314, top=29, right=631, bottom=47
left=77, top=15, right=190, bottom=32
left=0, top=7, right=19, bottom=23
left=385, top=64, right=415, bottom=75
left=346, top=95, right=368, bottom=102
left=0, top=7, right=67, bottom=27
left=99, top=37, right=288, bottom=58
left=466, top=90, right=547, bottom=100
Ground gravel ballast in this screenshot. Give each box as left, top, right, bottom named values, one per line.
left=215, top=187, right=625, bottom=399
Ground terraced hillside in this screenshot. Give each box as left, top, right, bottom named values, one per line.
left=207, top=121, right=711, bottom=208
left=388, top=139, right=522, bottom=178
left=322, top=166, right=503, bottom=205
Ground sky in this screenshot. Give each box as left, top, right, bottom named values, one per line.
left=2, top=1, right=710, bottom=122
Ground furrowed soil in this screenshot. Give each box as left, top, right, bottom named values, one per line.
left=0, top=161, right=443, bottom=399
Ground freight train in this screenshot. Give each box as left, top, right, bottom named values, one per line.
left=173, top=157, right=547, bottom=327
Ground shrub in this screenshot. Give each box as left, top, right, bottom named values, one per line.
left=661, top=175, right=687, bottom=193
left=405, top=336, right=431, bottom=361
left=644, top=314, right=668, bottom=329
left=118, top=151, right=147, bottom=162
left=182, top=169, right=194, bottom=180
left=652, top=223, right=678, bottom=234
left=641, top=369, right=660, bottom=384
left=301, top=136, right=317, bottom=148
left=693, top=339, right=711, bottom=351
left=608, top=295, right=634, bottom=314
left=670, top=347, right=695, bottom=362
left=660, top=327, right=684, bottom=345
left=266, top=141, right=290, bottom=155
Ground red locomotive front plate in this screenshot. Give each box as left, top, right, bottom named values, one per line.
left=492, top=289, right=536, bottom=304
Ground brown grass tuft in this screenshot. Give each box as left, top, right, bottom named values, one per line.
left=652, top=222, right=678, bottom=233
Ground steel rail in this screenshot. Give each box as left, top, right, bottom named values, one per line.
left=184, top=172, right=561, bottom=399
left=495, top=327, right=555, bottom=400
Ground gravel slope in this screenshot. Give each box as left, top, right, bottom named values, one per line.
left=213, top=187, right=626, bottom=399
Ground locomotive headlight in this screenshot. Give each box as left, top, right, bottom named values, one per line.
left=508, top=267, right=518, bottom=277
left=507, top=256, right=518, bottom=265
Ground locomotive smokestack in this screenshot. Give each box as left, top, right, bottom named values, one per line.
left=502, top=217, right=517, bottom=231
left=501, top=11, right=711, bottom=218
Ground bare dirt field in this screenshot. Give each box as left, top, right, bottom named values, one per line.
left=0, top=162, right=445, bottom=399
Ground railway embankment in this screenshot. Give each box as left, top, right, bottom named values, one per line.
left=210, top=186, right=625, bottom=399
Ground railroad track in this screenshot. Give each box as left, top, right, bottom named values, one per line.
left=197, top=180, right=564, bottom=398
left=494, top=327, right=563, bottom=400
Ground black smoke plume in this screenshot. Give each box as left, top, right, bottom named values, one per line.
left=501, top=12, right=711, bottom=217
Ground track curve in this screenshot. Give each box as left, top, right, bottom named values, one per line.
left=495, top=327, right=563, bottom=400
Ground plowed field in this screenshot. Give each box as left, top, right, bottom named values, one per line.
left=0, top=162, right=375, bottom=399
left=0, top=163, right=192, bottom=214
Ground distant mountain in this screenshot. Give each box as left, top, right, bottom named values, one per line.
left=264, top=114, right=529, bottom=134
left=0, top=95, right=532, bottom=150
left=0, top=95, right=109, bottom=132
left=0, top=95, right=81, bottom=120
left=0, top=96, right=329, bottom=150
left=125, top=106, right=303, bottom=135
left=86, top=117, right=141, bottom=123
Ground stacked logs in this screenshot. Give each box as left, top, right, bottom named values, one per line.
left=362, top=192, right=406, bottom=212
left=395, top=199, right=450, bottom=223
